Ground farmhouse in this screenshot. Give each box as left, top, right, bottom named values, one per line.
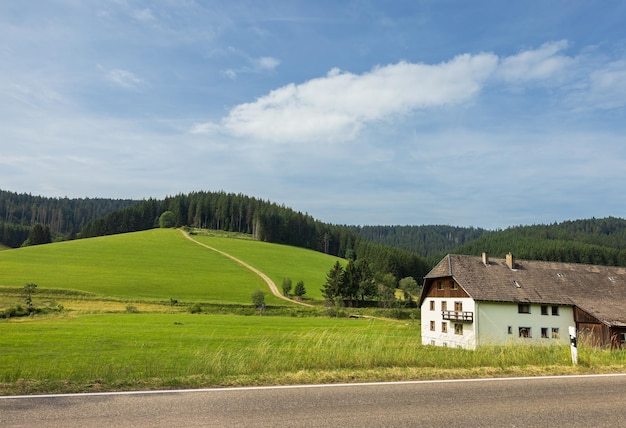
left=419, top=252, right=626, bottom=350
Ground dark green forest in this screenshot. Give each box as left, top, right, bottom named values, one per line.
left=451, top=217, right=626, bottom=266
left=355, top=218, right=626, bottom=267
left=0, top=190, right=137, bottom=247
left=349, top=225, right=487, bottom=259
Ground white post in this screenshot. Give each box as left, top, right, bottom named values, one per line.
left=569, top=326, right=578, bottom=365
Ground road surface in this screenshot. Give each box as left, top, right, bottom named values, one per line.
left=2, top=374, right=625, bottom=427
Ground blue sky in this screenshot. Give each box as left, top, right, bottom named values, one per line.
left=2, top=1, right=626, bottom=229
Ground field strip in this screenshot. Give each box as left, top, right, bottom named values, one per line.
left=178, top=229, right=313, bottom=307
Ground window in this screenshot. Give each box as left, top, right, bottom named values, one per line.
left=430, top=321, right=435, bottom=331
left=551, top=306, right=559, bottom=316
left=437, top=281, right=443, bottom=290
left=430, top=301, right=435, bottom=311
left=552, top=328, right=560, bottom=339
left=507, top=326, right=512, bottom=335
left=541, top=305, right=548, bottom=315
left=430, top=340, right=435, bottom=346
left=454, top=301, right=463, bottom=312
left=450, top=280, right=458, bottom=290
left=455, top=324, right=463, bottom=335
left=442, top=322, right=448, bottom=333
left=443, top=342, right=448, bottom=347
left=518, top=304, right=531, bottom=314
left=620, top=333, right=626, bottom=344
left=541, top=328, right=549, bottom=338
left=441, top=301, right=447, bottom=311
left=519, top=327, right=531, bottom=338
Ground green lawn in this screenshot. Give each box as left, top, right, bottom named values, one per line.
left=2, top=312, right=624, bottom=395
left=192, top=233, right=346, bottom=300
left=0, top=313, right=419, bottom=393
left=0, top=229, right=286, bottom=305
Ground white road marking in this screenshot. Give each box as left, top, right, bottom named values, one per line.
left=3, top=373, right=625, bottom=399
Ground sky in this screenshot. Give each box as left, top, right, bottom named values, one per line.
left=2, top=1, right=626, bottom=229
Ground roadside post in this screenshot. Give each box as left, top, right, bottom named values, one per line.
left=569, top=326, right=578, bottom=365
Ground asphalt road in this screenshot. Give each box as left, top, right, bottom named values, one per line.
left=2, top=374, right=625, bottom=427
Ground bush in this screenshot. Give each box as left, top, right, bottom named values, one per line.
left=159, top=211, right=176, bottom=228
left=189, top=303, right=202, bottom=314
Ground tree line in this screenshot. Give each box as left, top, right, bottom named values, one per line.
left=451, top=217, right=626, bottom=266
left=349, top=224, right=487, bottom=259
left=0, top=189, right=137, bottom=245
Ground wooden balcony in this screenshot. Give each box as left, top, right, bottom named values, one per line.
left=442, top=310, right=474, bottom=322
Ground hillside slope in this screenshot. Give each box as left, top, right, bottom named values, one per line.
left=0, top=229, right=342, bottom=304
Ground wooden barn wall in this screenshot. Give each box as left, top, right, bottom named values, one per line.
left=425, top=278, right=469, bottom=299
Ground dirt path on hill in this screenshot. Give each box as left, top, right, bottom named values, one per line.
left=178, top=229, right=314, bottom=307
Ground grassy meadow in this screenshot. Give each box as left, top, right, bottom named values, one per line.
left=1, top=228, right=625, bottom=395
left=0, top=228, right=339, bottom=306
left=2, top=313, right=624, bottom=395
left=191, top=230, right=346, bottom=300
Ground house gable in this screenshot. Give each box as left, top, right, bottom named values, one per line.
left=424, top=277, right=470, bottom=299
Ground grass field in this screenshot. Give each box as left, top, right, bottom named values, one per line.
left=1, top=228, right=624, bottom=396
left=0, top=228, right=342, bottom=306
left=191, top=230, right=346, bottom=300
left=2, top=312, right=624, bottom=395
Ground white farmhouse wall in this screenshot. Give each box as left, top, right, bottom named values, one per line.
left=421, top=297, right=476, bottom=349
left=476, top=302, right=574, bottom=346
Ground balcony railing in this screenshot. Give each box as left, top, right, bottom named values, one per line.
left=442, top=310, right=474, bottom=322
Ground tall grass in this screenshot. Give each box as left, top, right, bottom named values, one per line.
left=2, top=313, right=624, bottom=395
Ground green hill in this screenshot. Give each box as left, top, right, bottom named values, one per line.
left=0, top=228, right=343, bottom=305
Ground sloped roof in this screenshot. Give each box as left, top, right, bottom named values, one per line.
left=422, top=254, right=626, bottom=327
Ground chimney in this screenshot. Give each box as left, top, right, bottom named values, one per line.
left=482, top=252, right=489, bottom=266
left=506, top=252, right=515, bottom=269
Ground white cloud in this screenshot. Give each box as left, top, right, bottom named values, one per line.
left=496, top=40, right=573, bottom=83
left=197, top=41, right=626, bottom=145
left=580, top=60, right=626, bottom=109
left=201, top=52, right=499, bottom=142
left=189, top=122, right=220, bottom=135
left=103, top=68, right=144, bottom=89
left=255, top=56, right=280, bottom=70
left=223, top=52, right=281, bottom=79
left=133, top=8, right=156, bottom=23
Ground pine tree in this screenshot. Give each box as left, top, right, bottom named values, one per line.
left=321, top=261, right=344, bottom=302
left=294, top=280, right=306, bottom=299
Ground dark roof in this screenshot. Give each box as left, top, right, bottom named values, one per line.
left=421, top=254, right=626, bottom=327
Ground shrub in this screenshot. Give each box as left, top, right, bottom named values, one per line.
left=1, top=304, right=29, bottom=319
left=158, top=211, right=176, bottom=228
left=189, top=303, right=202, bottom=314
